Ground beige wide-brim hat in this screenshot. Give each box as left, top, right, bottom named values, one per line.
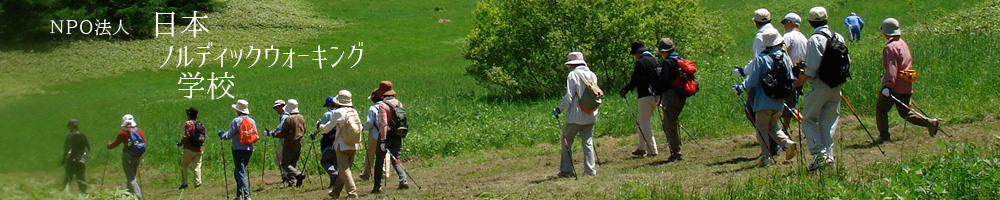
left=273, top=99, right=286, bottom=109
left=333, top=90, right=353, bottom=107
left=232, top=99, right=250, bottom=114
left=285, top=99, right=300, bottom=114
left=564, top=52, right=587, bottom=66
left=880, top=18, right=902, bottom=36
left=762, top=28, right=784, bottom=47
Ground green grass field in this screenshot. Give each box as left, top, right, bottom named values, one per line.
left=0, top=0, right=998, bottom=199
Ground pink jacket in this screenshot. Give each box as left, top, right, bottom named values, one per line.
left=882, top=37, right=913, bottom=94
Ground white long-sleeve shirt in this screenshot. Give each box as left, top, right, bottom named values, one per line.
left=744, top=23, right=778, bottom=76
left=557, top=65, right=599, bottom=125
left=783, top=30, right=809, bottom=64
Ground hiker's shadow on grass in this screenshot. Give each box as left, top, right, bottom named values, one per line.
left=529, top=175, right=564, bottom=184
left=712, top=164, right=759, bottom=175
left=707, top=155, right=760, bottom=167
left=845, top=138, right=900, bottom=150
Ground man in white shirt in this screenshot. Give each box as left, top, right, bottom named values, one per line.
left=780, top=12, right=809, bottom=134
left=552, top=52, right=599, bottom=177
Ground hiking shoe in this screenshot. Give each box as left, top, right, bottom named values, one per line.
left=760, top=156, right=774, bottom=167
left=807, top=155, right=826, bottom=171
left=785, top=142, right=797, bottom=160
left=631, top=149, right=647, bottom=156
left=666, top=153, right=683, bottom=162
left=398, top=181, right=410, bottom=189
left=347, top=193, right=358, bottom=198
left=928, top=118, right=940, bottom=137
left=873, top=137, right=892, bottom=145
left=178, top=184, right=188, bottom=190
left=370, top=188, right=384, bottom=194
left=358, top=173, right=370, bottom=181
left=557, top=172, right=576, bottom=178
left=295, top=174, right=306, bottom=187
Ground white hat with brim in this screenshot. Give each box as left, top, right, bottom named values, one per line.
left=762, top=28, right=784, bottom=47
left=881, top=18, right=902, bottom=36
left=286, top=99, right=300, bottom=114
left=333, top=90, right=353, bottom=107
left=564, top=52, right=587, bottom=66
left=273, top=99, right=286, bottom=109
left=232, top=99, right=250, bottom=114
left=121, top=114, right=136, bottom=127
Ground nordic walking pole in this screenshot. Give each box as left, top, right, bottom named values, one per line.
left=219, top=138, right=230, bottom=199
left=783, top=103, right=807, bottom=164
left=382, top=145, right=422, bottom=190
left=101, top=144, right=109, bottom=190
left=259, top=134, right=268, bottom=186
left=625, top=97, right=654, bottom=157
left=303, top=133, right=317, bottom=184
left=676, top=121, right=704, bottom=150
left=888, top=94, right=951, bottom=137
left=839, top=94, right=886, bottom=155
left=553, top=112, right=578, bottom=180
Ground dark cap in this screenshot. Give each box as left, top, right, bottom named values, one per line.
left=630, top=40, right=648, bottom=54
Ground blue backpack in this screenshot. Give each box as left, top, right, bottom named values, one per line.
left=125, top=128, right=146, bottom=157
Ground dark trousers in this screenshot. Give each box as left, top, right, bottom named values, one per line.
left=660, top=91, right=686, bottom=155
left=876, top=93, right=933, bottom=139
left=122, top=154, right=143, bottom=199
left=373, top=137, right=408, bottom=190
left=280, top=146, right=302, bottom=181
left=232, top=150, right=252, bottom=199
left=320, top=148, right=338, bottom=188
left=63, top=161, right=87, bottom=192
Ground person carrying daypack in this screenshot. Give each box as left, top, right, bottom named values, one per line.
left=360, top=91, right=391, bottom=182
left=619, top=40, right=661, bottom=157
left=792, top=6, right=850, bottom=172
left=218, top=99, right=258, bottom=200
left=372, top=81, right=412, bottom=193
left=105, top=114, right=145, bottom=199
left=553, top=52, right=599, bottom=177
left=734, top=29, right=799, bottom=167
left=318, top=90, right=365, bottom=198
left=873, top=18, right=940, bottom=144
left=177, top=107, right=205, bottom=189
left=272, top=99, right=306, bottom=187
left=653, top=38, right=692, bottom=162
left=62, top=119, right=89, bottom=193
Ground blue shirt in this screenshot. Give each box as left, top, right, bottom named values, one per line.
left=844, top=15, right=864, bottom=29
left=272, top=112, right=289, bottom=134
left=219, top=114, right=256, bottom=151
left=742, top=47, right=794, bottom=112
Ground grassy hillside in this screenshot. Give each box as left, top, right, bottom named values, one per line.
left=0, top=0, right=998, bottom=199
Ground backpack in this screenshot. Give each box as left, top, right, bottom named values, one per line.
left=814, top=30, right=851, bottom=87
left=338, top=109, right=364, bottom=144
left=125, top=128, right=146, bottom=157
left=382, top=100, right=410, bottom=138
left=573, top=70, right=604, bottom=113
left=761, top=52, right=795, bottom=99
left=670, top=58, right=699, bottom=97
left=188, top=121, right=206, bottom=148
left=238, top=116, right=258, bottom=145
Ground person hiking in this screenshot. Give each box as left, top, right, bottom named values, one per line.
left=844, top=12, right=865, bottom=42
left=619, top=40, right=660, bottom=157
left=62, top=119, right=90, bottom=193
left=780, top=12, right=809, bottom=134
left=312, top=95, right=340, bottom=191
left=873, top=17, right=940, bottom=144
left=653, top=38, right=685, bottom=162
left=371, top=80, right=411, bottom=193
left=360, top=91, right=390, bottom=181
left=266, top=99, right=290, bottom=185
left=735, top=8, right=783, bottom=157
left=792, top=6, right=849, bottom=171
left=106, top=114, right=144, bottom=199
left=271, top=99, right=307, bottom=187
left=218, top=99, right=258, bottom=200
left=318, top=90, right=365, bottom=198
left=178, top=107, right=205, bottom=189
left=553, top=52, right=599, bottom=177
left=733, top=29, right=799, bottom=167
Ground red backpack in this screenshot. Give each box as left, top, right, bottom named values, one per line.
left=238, top=116, right=258, bottom=145
left=671, top=58, right=699, bottom=96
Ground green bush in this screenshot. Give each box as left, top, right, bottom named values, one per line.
left=465, top=0, right=728, bottom=97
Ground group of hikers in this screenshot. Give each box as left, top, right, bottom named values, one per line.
left=551, top=6, right=940, bottom=176
left=61, top=81, right=411, bottom=199
left=57, top=6, right=945, bottom=199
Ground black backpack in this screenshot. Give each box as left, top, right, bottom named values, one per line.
left=382, top=100, right=409, bottom=138
left=762, top=52, right=795, bottom=99
left=814, top=30, right=851, bottom=87
left=188, top=121, right=206, bottom=148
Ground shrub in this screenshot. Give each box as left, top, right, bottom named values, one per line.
left=465, top=0, right=728, bottom=97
